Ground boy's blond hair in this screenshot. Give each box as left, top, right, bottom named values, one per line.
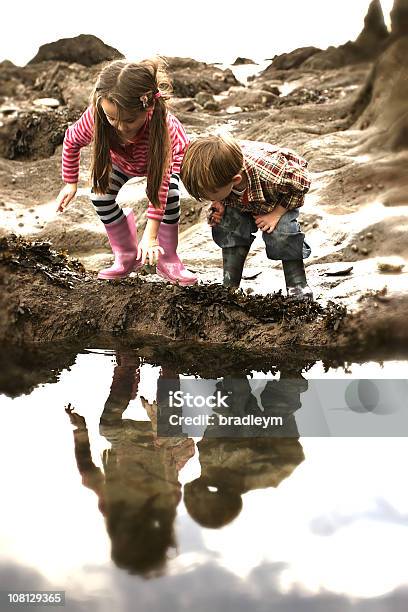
left=180, top=134, right=243, bottom=201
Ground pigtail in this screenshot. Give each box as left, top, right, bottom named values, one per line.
left=147, top=96, right=170, bottom=207
left=90, top=97, right=112, bottom=194
left=145, top=59, right=172, bottom=208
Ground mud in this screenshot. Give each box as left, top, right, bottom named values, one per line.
left=1, top=235, right=407, bottom=361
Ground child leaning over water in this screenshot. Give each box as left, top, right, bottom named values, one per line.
left=55, top=58, right=197, bottom=286
left=180, top=134, right=312, bottom=299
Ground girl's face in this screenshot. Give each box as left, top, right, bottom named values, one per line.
left=101, top=99, right=148, bottom=141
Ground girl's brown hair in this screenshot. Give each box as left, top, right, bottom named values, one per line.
left=90, top=58, right=171, bottom=207
left=180, top=134, right=244, bottom=201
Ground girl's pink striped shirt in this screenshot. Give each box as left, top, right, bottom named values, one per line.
left=62, top=106, right=189, bottom=221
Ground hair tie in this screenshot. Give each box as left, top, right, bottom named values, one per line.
left=154, top=91, right=162, bottom=99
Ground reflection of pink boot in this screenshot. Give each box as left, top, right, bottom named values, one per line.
left=98, top=208, right=141, bottom=280
left=156, top=222, right=197, bottom=286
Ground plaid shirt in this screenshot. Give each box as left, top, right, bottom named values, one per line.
left=224, top=140, right=311, bottom=215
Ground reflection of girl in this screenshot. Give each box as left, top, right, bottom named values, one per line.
left=56, top=58, right=197, bottom=285
left=65, top=354, right=194, bottom=575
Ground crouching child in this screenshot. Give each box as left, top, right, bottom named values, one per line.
left=180, top=134, right=313, bottom=300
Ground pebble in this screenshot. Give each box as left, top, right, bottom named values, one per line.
left=18, top=223, right=24, bottom=227
left=361, top=248, right=369, bottom=255
left=351, top=244, right=358, bottom=252
left=364, top=184, right=373, bottom=191
left=366, top=232, right=373, bottom=239
left=359, top=235, right=365, bottom=240
left=312, top=222, right=319, bottom=228
left=377, top=258, right=404, bottom=273
left=35, top=215, right=39, bottom=219
left=33, top=98, right=60, bottom=108
left=11, top=178, right=16, bottom=184
left=29, top=208, right=34, bottom=213
left=246, top=287, right=254, bottom=294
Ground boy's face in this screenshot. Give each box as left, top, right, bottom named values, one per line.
left=205, top=174, right=244, bottom=202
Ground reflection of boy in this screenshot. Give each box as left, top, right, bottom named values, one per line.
left=181, top=135, right=312, bottom=299
left=183, top=373, right=307, bottom=528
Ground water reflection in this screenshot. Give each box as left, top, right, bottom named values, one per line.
left=1, top=345, right=408, bottom=610
left=65, top=350, right=307, bottom=574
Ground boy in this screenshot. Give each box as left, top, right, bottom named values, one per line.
left=180, top=135, right=313, bottom=299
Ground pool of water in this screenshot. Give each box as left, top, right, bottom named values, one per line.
left=1, top=344, right=407, bottom=611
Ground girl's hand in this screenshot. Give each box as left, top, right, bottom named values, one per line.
left=207, top=201, right=225, bottom=226
left=137, top=235, right=164, bottom=266
left=56, top=183, right=77, bottom=212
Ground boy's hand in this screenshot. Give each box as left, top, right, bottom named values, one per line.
left=254, top=210, right=282, bottom=234
left=207, top=201, right=225, bottom=226
left=56, top=183, right=77, bottom=212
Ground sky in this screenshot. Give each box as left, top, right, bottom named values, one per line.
left=1, top=0, right=394, bottom=67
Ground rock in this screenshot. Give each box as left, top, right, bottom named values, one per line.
left=377, top=257, right=405, bottom=273
left=233, top=57, right=256, bottom=66
left=0, top=106, right=19, bottom=116
left=264, top=46, right=321, bottom=71
left=351, top=244, right=359, bottom=252
left=0, top=107, right=81, bottom=160
left=170, top=98, right=197, bottom=112
left=390, top=0, right=408, bottom=38
left=320, top=264, right=353, bottom=277
left=254, top=83, right=280, bottom=96
left=354, top=0, right=389, bottom=52
left=28, top=34, right=124, bottom=67
left=194, top=91, right=216, bottom=106
left=352, top=37, right=408, bottom=152
left=0, top=60, right=16, bottom=69
left=220, top=86, right=277, bottom=111
left=226, top=106, right=243, bottom=114
left=33, top=98, right=60, bottom=108
left=166, top=57, right=240, bottom=98
left=203, top=101, right=220, bottom=112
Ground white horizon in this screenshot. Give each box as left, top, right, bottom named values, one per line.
left=2, top=0, right=394, bottom=67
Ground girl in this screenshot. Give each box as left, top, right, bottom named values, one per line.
left=55, top=58, right=197, bottom=286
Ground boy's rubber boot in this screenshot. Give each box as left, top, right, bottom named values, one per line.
left=98, top=208, right=142, bottom=279
left=222, top=246, right=250, bottom=288
left=156, top=222, right=198, bottom=286
left=282, top=259, right=313, bottom=300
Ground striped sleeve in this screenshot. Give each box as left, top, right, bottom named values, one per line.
left=62, top=106, right=95, bottom=183
left=146, top=113, right=189, bottom=221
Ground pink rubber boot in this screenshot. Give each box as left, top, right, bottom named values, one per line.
left=98, top=208, right=141, bottom=280
left=156, top=222, right=197, bottom=286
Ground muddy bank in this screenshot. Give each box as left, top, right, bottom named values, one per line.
left=1, top=235, right=407, bottom=358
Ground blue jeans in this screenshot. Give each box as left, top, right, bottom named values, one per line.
left=212, top=206, right=311, bottom=260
